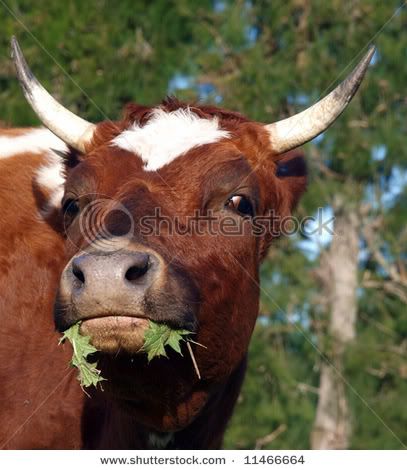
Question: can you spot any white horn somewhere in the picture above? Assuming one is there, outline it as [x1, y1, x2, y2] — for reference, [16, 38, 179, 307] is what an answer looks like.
[266, 46, 376, 155]
[11, 37, 95, 153]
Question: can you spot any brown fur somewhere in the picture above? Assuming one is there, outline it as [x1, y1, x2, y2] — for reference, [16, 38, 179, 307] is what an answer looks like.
[0, 151, 83, 449]
[0, 99, 306, 449]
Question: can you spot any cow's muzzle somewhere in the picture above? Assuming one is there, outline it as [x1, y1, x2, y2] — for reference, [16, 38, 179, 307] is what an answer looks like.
[54, 241, 199, 353]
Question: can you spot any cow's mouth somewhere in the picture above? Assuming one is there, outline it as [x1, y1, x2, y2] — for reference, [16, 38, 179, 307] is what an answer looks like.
[79, 315, 150, 354]
[55, 242, 201, 355]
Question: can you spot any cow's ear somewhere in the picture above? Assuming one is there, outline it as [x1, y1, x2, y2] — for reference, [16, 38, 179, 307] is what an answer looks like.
[51, 147, 82, 173]
[275, 150, 307, 210]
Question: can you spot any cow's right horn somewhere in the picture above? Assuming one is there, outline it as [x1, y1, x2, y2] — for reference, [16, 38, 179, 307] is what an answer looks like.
[11, 37, 95, 153]
[265, 46, 376, 155]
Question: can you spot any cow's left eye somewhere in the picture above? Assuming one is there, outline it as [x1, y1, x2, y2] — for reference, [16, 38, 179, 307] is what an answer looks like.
[225, 195, 254, 217]
[62, 198, 80, 218]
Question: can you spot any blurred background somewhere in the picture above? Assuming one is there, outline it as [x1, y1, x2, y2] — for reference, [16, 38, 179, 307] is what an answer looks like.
[0, 0, 406, 450]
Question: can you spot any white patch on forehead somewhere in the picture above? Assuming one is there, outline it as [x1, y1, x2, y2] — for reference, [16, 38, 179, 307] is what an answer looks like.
[0, 128, 68, 214]
[112, 107, 230, 171]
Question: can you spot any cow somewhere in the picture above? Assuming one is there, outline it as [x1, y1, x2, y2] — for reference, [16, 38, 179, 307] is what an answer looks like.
[0, 37, 374, 449]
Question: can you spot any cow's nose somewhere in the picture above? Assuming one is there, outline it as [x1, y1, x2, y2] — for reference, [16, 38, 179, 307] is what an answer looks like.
[71, 251, 151, 288]
[60, 249, 163, 321]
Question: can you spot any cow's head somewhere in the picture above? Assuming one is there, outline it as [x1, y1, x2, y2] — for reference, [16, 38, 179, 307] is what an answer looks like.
[11, 38, 374, 431]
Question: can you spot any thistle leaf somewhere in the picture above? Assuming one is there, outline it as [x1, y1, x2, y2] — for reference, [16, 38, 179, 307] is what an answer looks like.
[142, 321, 192, 362]
[142, 321, 205, 379]
[59, 322, 106, 390]
[166, 330, 184, 355]
[143, 322, 170, 361]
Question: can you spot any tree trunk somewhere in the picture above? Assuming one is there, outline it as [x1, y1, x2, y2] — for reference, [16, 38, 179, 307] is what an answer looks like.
[311, 209, 359, 449]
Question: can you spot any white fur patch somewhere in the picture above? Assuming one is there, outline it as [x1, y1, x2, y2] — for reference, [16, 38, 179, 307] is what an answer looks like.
[112, 108, 230, 171]
[36, 156, 66, 211]
[147, 432, 174, 449]
[0, 128, 67, 212]
[0, 128, 67, 160]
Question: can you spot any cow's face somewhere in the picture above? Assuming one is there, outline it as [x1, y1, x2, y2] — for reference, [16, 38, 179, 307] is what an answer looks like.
[54, 105, 306, 389]
[11, 37, 372, 429]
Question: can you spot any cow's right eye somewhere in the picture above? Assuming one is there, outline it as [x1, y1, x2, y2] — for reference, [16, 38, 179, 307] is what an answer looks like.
[62, 198, 80, 218]
[225, 194, 254, 217]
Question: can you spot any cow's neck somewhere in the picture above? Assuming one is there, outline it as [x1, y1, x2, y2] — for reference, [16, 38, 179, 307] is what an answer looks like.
[82, 356, 247, 449]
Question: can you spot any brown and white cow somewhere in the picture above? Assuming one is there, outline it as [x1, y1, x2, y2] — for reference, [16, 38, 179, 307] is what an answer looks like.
[0, 38, 374, 449]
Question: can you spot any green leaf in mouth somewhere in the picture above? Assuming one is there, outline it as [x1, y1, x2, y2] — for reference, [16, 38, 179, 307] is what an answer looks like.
[59, 322, 106, 392]
[142, 321, 206, 379]
[142, 321, 191, 362]
[60, 320, 205, 389]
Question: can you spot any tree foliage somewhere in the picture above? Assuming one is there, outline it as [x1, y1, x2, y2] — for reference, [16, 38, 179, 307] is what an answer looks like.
[0, 0, 405, 449]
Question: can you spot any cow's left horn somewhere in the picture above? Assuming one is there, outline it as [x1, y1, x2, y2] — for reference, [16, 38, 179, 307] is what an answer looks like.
[266, 46, 375, 155]
[11, 37, 95, 153]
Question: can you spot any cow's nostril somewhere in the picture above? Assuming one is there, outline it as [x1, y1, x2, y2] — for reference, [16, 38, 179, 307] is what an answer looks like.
[125, 253, 150, 282]
[72, 263, 85, 285]
[125, 265, 148, 281]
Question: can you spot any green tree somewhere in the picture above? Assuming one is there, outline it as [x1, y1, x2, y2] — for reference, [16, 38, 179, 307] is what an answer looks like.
[0, 0, 405, 449]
